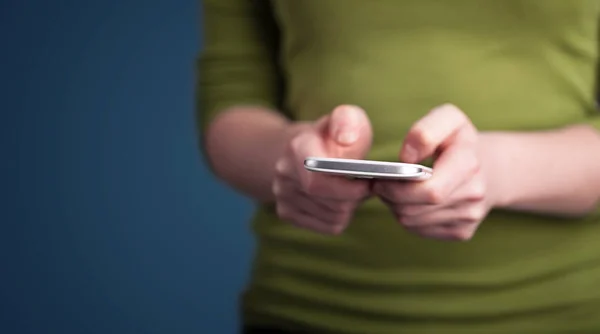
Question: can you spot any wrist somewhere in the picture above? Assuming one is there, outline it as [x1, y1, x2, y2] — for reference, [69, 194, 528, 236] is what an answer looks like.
[478, 132, 515, 209]
[478, 127, 600, 217]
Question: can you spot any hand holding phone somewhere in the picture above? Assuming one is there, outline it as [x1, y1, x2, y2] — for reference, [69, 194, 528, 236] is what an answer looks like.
[271, 105, 373, 235]
[373, 104, 490, 241]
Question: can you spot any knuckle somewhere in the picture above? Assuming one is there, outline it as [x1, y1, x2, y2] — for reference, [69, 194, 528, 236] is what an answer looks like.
[450, 228, 475, 241]
[330, 223, 346, 235]
[466, 205, 486, 223]
[385, 186, 403, 203]
[303, 178, 321, 196]
[469, 180, 487, 201]
[373, 183, 390, 199]
[399, 217, 414, 227]
[424, 186, 446, 204]
[436, 104, 466, 122]
[395, 214, 409, 227]
[463, 208, 481, 223]
[336, 202, 355, 214]
[396, 211, 417, 227]
[271, 180, 283, 197]
[351, 183, 370, 200]
[394, 213, 404, 224]
[288, 135, 302, 150]
[464, 152, 481, 174]
[287, 135, 305, 155]
[397, 205, 416, 218]
[408, 226, 428, 238]
[331, 210, 351, 225]
[325, 213, 342, 226]
[411, 126, 434, 148]
[439, 103, 462, 115]
[276, 204, 293, 221]
[394, 207, 406, 219]
[274, 158, 288, 177]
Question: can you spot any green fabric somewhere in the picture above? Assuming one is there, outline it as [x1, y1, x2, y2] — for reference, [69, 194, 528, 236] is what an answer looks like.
[197, 1, 600, 332]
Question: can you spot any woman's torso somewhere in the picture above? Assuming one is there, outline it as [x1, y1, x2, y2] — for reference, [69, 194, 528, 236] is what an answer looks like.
[243, 1, 600, 333]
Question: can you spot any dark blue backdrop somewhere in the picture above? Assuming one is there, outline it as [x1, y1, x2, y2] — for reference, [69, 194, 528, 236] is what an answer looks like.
[2, 1, 254, 333]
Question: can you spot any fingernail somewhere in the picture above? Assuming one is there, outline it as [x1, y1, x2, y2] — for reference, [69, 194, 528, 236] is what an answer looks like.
[275, 160, 286, 173]
[337, 130, 358, 145]
[333, 106, 360, 145]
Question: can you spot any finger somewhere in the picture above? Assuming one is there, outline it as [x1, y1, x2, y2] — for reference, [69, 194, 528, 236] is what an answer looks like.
[373, 180, 420, 204]
[302, 171, 371, 201]
[273, 178, 355, 223]
[288, 130, 328, 174]
[401, 104, 477, 163]
[446, 172, 486, 202]
[425, 146, 481, 201]
[274, 157, 296, 178]
[287, 195, 352, 225]
[374, 180, 441, 205]
[407, 223, 477, 241]
[381, 197, 482, 221]
[390, 202, 445, 218]
[399, 202, 489, 227]
[276, 203, 347, 235]
[323, 105, 373, 158]
[376, 148, 480, 205]
[396, 199, 473, 218]
[290, 132, 372, 200]
[277, 175, 362, 211]
[375, 167, 485, 207]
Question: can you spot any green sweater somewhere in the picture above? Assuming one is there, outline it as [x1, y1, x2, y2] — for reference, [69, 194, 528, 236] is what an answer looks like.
[198, 1, 600, 332]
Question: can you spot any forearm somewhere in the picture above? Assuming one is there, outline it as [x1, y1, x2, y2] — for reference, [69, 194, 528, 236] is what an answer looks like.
[204, 106, 308, 203]
[482, 125, 600, 217]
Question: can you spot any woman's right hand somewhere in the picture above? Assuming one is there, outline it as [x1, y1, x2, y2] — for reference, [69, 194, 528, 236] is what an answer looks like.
[272, 105, 374, 235]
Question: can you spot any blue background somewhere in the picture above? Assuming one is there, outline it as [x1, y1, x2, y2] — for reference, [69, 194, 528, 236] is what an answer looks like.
[1, 1, 255, 333]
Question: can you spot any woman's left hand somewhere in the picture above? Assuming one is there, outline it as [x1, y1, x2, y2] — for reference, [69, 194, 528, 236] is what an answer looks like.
[373, 104, 501, 241]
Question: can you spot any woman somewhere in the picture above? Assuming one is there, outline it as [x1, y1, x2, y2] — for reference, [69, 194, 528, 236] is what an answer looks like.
[197, 1, 600, 333]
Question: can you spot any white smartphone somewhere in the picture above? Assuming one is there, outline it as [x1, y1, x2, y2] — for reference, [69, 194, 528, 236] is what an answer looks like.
[303, 157, 433, 180]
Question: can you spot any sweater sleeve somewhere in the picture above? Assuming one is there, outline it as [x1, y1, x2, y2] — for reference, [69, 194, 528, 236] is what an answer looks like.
[195, 0, 287, 134]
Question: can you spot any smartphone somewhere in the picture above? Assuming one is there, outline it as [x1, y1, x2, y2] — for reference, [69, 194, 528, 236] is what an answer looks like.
[303, 157, 433, 180]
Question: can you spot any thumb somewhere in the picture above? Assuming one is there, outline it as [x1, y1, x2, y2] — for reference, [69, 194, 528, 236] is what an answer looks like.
[400, 104, 476, 163]
[321, 105, 372, 159]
